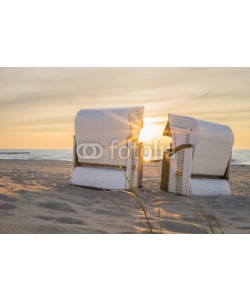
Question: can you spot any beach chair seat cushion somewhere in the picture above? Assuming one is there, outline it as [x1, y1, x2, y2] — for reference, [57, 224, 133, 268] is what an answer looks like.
[71, 166, 127, 190]
[190, 179, 231, 196]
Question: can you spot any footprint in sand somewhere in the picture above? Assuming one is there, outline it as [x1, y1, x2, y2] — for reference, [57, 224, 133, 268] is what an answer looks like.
[34, 215, 54, 221]
[0, 203, 17, 215]
[34, 215, 86, 225]
[0, 203, 16, 211]
[0, 194, 17, 203]
[56, 217, 86, 225]
[39, 201, 75, 212]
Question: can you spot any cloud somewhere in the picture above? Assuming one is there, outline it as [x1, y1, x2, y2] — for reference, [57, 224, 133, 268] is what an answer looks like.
[0, 68, 250, 148]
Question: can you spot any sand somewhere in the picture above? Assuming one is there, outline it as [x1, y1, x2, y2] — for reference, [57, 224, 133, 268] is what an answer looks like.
[0, 159, 249, 234]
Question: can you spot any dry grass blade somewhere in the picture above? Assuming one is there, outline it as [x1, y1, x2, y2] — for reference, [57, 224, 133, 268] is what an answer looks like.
[189, 199, 224, 234]
[18, 191, 31, 205]
[190, 206, 209, 234]
[3, 187, 13, 195]
[158, 200, 163, 233]
[104, 191, 149, 229]
[114, 156, 154, 234]
[3, 182, 31, 205]
[194, 199, 216, 234]
[214, 217, 224, 234]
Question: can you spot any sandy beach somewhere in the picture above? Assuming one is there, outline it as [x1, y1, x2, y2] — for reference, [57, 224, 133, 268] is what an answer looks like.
[0, 159, 249, 234]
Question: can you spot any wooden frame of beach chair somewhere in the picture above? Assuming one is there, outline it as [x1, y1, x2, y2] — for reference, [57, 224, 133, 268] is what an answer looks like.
[160, 114, 234, 196]
[71, 107, 144, 190]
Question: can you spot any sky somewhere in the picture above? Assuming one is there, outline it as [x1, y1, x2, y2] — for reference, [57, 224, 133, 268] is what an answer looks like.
[0, 67, 249, 149]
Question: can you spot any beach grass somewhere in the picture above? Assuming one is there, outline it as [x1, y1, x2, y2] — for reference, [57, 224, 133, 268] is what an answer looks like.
[190, 199, 224, 234]
[116, 162, 154, 233]
[3, 183, 31, 205]
[108, 158, 224, 234]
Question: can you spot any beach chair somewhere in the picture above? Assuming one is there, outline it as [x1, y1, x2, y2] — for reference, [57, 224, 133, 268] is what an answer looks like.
[71, 107, 144, 190]
[161, 114, 234, 196]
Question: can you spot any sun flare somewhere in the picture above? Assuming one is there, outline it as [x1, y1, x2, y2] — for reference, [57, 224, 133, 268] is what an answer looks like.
[139, 123, 163, 142]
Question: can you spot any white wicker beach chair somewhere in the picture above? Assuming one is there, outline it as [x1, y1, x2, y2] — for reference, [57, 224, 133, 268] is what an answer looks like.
[161, 114, 234, 196]
[71, 107, 144, 190]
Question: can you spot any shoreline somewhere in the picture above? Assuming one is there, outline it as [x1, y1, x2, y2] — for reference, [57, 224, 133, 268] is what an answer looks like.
[0, 158, 249, 167]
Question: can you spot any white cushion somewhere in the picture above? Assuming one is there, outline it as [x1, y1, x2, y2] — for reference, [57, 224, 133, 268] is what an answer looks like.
[190, 179, 231, 196]
[71, 166, 126, 190]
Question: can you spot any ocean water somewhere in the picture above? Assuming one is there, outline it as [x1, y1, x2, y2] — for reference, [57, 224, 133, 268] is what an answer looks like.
[0, 149, 73, 161]
[231, 150, 250, 165]
[0, 149, 250, 165]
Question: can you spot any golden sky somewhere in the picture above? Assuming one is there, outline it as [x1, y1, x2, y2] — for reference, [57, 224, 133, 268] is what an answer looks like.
[0, 68, 249, 149]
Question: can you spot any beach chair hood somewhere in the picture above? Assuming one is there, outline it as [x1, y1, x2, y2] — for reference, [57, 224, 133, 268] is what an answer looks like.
[75, 107, 144, 166]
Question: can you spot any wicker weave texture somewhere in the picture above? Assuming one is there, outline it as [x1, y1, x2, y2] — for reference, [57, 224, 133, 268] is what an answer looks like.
[164, 114, 234, 196]
[167, 148, 193, 195]
[190, 179, 231, 195]
[75, 107, 144, 166]
[71, 166, 127, 190]
[71, 107, 144, 189]
[168, 114, 234, 176]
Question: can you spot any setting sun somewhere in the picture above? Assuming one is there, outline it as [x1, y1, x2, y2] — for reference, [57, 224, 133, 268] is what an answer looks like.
[139, 122, 164, 142]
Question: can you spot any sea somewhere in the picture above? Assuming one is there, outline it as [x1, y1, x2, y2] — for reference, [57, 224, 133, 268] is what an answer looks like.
[0, 149, 250, 165]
